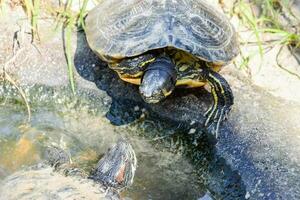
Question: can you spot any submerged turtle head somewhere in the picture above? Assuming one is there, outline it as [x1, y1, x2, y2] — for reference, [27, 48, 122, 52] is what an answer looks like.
[139, 57, 177, 104]
[90, 139, 137, 190]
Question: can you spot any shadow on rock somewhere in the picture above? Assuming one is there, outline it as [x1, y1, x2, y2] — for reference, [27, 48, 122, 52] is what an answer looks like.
[74, 36, 144, 125]
[73, 31, 246, 199]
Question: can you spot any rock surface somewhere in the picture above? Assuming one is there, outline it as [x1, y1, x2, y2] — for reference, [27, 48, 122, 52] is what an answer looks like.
[1, 3, 300, 200]
[0, 165, 114, 200]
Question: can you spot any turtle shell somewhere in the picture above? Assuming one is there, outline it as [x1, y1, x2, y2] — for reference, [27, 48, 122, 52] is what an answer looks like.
[85, 0, 239, 64]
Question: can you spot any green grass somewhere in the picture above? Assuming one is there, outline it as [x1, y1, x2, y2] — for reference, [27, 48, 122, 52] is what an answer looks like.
[31, 0, 40, 41]
[78, 0, 89, 31]
[0, 0, 91, 116]
[61, 0, 77, 95]
[61, 0, 90, 94]
[0, 0, 92, 94]
[234, 1, 265, 69]
[51, 0, 91, 94]
[233, 0, 300, 78]
[22, 0, 91, 94]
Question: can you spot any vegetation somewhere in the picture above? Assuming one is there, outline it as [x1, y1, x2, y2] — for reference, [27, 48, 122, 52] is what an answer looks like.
[232, 0, 300, 78]
[1, 0, 93, 94]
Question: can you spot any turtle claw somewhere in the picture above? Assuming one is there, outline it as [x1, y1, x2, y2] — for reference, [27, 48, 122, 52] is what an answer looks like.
[204, 107, 228, 138]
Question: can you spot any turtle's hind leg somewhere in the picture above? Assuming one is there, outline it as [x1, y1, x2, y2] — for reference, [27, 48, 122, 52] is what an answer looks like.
[204, 70, 234, 138]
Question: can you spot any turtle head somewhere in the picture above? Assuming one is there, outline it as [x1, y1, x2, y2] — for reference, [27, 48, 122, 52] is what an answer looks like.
[139, 57, 176, 104]
[90, 139, 137, 190]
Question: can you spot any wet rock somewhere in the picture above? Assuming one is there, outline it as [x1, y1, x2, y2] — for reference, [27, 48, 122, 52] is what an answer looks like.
[0, 166, 116, 200]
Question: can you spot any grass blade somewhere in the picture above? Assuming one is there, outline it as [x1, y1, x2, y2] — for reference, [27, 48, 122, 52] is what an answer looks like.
[65, 24, 76, 94]
[78, 0, 89, 31]
[31, 0, 40, 41]
[64, 0, 76, 95]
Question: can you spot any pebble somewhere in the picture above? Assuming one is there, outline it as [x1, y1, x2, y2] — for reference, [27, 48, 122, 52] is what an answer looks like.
[245, 192, 251, 199]
[188, 128, 196, 134]
[134, 106, 139, 111]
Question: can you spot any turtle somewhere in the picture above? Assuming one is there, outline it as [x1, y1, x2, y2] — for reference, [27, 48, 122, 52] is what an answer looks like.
[85, 0, 239, 136]
[0, 139, 137, 200]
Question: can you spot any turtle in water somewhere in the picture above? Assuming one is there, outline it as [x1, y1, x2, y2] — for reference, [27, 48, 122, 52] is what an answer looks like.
[0, 139, 137, 200]
[85, 0, 239, 136]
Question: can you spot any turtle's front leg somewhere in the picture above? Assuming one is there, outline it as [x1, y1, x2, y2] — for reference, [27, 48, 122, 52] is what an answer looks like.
[204, 69, 234, 138]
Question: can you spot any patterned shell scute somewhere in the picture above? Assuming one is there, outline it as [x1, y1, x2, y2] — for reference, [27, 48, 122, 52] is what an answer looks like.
[85, 0, 239, 63]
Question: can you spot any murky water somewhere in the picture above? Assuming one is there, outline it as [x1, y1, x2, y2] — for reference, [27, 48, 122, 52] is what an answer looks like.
[0, 85, 206, 199]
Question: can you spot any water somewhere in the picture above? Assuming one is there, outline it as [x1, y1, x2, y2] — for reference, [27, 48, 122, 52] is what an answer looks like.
[0, 85, 206, 199]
